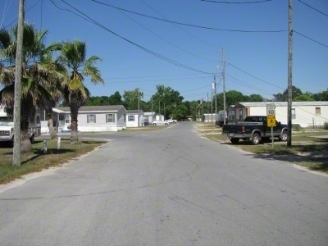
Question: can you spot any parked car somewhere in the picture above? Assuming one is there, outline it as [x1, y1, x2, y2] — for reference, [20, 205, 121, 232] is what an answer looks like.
[152, 120, 169, 126]
[0, 121, 40, 146]
[222, 116, 288, 145]
[166, 119, 177, 124]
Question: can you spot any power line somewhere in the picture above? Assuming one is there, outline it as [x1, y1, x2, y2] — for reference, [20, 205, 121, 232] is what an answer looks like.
[296, 106, 328, 121]
[50, 0, 213, 75]
[105, 0, 217, 63]
[294, 30, 328, 49]
[298, 0, 328, 18]
[139, 0, 221, 49]
[3, 0, 42, 29]
[103, 76, 213, 84]
[227, 63, 285, 89]
[200, 0, 272, 4]
[91, 0, 286, 33]
[103, 73, 211, 80]
[225, 75, 275, 96]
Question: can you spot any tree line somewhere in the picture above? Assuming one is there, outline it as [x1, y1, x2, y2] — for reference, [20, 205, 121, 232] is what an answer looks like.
[85, 85, 328, 121]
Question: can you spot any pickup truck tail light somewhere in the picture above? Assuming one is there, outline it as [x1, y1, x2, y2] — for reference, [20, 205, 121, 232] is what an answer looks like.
[241, 126, 245, 133]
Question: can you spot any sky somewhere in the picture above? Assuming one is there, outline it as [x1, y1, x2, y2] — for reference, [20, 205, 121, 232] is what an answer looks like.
[1, 0, 328, 102]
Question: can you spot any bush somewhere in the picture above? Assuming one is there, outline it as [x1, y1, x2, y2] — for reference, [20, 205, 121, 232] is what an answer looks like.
[324, 122, 328, 130]
[292, 124, 302, 131]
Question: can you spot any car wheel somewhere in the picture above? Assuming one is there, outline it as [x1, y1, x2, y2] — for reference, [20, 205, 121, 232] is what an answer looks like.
[251, 133, 261, 145]
[279, 131, 288, 141]
[230, 138, 240, 144]
[153, 123, 157, 126]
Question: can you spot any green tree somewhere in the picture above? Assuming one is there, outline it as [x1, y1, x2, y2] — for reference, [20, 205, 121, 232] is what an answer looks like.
[274, 86, 303, 101]
[0, 24, 63, 152]
[294, 93, 314, 101]
[56, 40, 104, 143]
[150, 85, 183, 118]
[123, 88, 143, 110]
[246, 94, 264, 102]
[108, 91, 123, 105]
[313, 90, 328, 101]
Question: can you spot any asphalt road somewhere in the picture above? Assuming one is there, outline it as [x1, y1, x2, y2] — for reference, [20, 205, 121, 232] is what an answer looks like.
[0, 122, 327, 246]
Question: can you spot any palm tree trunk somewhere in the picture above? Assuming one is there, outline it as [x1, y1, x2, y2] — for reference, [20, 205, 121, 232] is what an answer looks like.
[70, 106, 79, 143]
[20, 117, 32, 152]
[47, 114, 57, 139]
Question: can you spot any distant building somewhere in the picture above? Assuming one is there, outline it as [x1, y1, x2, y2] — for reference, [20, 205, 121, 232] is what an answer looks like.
[50, 105, 127, 132]
[126, 110, 144, 128]
[229, 101, 328, 127]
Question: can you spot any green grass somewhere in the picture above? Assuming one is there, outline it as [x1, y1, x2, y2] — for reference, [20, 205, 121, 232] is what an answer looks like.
[197, 123, 328, 173]
[0, 139, 106, 184]
[239, 141, 328, 173]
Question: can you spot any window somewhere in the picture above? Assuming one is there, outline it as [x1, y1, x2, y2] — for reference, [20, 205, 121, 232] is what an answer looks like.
[87, 114, 96, 123]
[315, 107, 321, 115]
[238, 109, 243, 120]
[292, 108, 296, 119]
[65, 115, 70, 123]
[36, 116, 40, 124]
[228, 111, 235, 120]
[128, 115, 135, 121]
[59, 114, 65, 121]
[107, 113, 115, 123]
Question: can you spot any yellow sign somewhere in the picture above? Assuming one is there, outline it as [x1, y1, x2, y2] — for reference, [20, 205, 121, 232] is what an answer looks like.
[267, 115, 276, 127]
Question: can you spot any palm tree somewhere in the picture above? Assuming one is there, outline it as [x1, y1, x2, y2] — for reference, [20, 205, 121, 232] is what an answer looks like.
[56, 40, 104, 143]
[0, 24, 64, 152]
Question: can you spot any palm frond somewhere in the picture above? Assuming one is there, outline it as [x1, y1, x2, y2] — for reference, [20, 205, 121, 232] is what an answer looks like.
[83, 65, 104, 84]
[0, 28, 11, 49]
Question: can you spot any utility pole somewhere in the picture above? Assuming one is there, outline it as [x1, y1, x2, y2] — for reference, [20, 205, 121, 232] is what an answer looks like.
[207, 93, 209, 122]
[287, 0, 293, 147]
[214, 75, 217, 124]
[201, 98, 204, 119]
[13, 0, 25, 166]
[159, 101, 160, 115]
[222, 48, 226, 125]
[137, 90, 140, 127]
[164, 103, 166, 120]
[210, 89, 213, 123]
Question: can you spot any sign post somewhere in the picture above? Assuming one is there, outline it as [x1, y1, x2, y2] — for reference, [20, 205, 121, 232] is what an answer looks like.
[266, 104, 276, 148]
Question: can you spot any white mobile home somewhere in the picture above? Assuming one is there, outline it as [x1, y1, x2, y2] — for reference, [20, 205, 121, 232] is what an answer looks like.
[203, 114, 217, 123]
[126, 110, 144, 127]
[51, 105, 127, 132]
[144, 112, 156, 123]
[233, 101, 328, 127]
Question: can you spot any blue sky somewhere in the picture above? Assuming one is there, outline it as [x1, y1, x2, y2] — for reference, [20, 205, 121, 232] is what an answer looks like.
[1, 0, 327, 102]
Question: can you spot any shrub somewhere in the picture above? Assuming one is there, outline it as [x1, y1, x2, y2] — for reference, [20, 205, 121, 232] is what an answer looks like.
[324, 122, 328, 130]
[292, 124, 302, 131]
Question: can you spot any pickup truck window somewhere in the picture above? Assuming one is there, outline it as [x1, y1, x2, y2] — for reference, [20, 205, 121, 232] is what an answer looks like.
[245, 116, 267, 123]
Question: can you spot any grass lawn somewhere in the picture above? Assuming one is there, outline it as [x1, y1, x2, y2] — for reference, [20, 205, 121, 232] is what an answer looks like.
[239, 139, 328, 173]
[0, 139, 106, 184]
[196, 123, 328, 173]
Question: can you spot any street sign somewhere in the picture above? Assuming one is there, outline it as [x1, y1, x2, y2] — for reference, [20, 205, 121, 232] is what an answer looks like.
[267, 115, 276, 127]
[266, 104, 276, 116]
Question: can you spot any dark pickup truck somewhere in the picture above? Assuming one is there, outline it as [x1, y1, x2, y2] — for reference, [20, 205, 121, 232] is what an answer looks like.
[222, 116, 288, 144]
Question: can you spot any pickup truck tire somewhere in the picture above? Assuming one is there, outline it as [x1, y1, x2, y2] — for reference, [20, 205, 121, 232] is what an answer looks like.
[279, 131, 288, 141]
[230, 138, 240, 144]
[251, 133, 261, 145]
